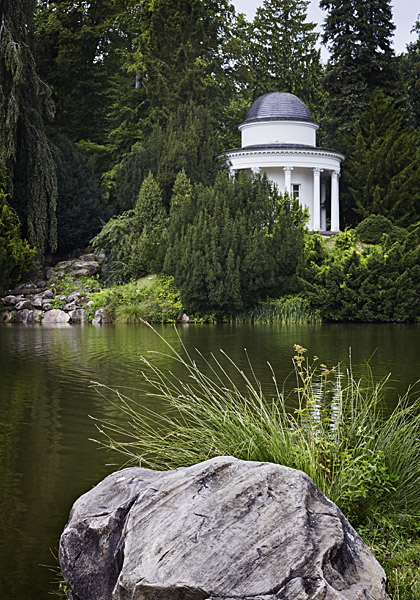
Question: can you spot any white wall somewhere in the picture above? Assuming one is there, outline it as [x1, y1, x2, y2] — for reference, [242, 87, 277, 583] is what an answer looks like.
[240, 121, 318, 147]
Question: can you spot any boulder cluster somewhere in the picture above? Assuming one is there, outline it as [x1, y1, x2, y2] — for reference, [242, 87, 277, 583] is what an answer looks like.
[0, 253, 110, 325]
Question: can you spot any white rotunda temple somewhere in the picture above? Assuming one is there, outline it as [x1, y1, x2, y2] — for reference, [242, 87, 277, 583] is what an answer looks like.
[224, 92, 345, 232]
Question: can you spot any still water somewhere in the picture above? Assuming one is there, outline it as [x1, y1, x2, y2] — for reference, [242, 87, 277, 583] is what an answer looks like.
[0, 322, 419, 599]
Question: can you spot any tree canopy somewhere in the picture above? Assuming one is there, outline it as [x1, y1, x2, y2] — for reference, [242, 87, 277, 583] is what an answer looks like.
[0, 0, 57, 259]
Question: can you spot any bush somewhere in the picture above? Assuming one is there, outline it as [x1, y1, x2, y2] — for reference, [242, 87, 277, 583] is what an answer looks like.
[355, 214, 394, 244]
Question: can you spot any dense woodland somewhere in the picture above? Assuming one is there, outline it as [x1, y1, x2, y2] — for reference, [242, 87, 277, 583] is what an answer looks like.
[1, 0, 420, 320]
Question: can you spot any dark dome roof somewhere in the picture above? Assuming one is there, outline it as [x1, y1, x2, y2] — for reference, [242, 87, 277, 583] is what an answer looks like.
[243, 92, 314, 124]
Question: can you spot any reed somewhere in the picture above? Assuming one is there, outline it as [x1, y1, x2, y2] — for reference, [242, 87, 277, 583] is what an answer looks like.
[234, 296, 321, 324]
[92, 329, 420, 530]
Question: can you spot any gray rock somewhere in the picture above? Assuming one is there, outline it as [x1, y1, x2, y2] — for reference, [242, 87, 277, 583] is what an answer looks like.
[66, 292, 81, 303]
[36, 280, 47, 289]
[45, 267, 56, 280]
[72, 268, 90, 278]
[63, 302, 77, 312]
[15, 300, 32, 310]
[42, 309, 70, 324]
[3, 295, 21, 306]
[43, 303, 52, 311]
[59, 457, 389, 600]
[32, 296, 44, 308]
[69, 309, 86, 324]
[86, 300, 94, 308]
[92, 308, 111, 325]
[43, 289, 54, 299]
[14, 309, 31, 323]
[73, 261, 100, 274]
[28, 310, 43, 323]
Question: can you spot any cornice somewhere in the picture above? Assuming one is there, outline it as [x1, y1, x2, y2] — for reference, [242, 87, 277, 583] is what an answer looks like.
[222, 145, 345, 162]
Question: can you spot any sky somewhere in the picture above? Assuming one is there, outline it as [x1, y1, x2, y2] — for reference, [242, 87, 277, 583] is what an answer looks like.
[231, 0, 419, 57]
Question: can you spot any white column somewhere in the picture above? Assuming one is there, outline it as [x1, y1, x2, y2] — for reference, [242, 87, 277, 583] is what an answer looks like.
[313, 168, 322, 231]
[331, 170, 340, 232]
[321, 178, 327, 231]
[283, 166, 293, 194]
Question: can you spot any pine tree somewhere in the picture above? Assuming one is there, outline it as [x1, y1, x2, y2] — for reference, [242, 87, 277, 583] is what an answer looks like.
[320, 0, 399, 138]
[0, 0, 57, 259]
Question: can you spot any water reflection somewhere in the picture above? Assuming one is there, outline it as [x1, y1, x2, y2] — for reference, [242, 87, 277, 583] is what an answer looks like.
[0, 322, 419, 599]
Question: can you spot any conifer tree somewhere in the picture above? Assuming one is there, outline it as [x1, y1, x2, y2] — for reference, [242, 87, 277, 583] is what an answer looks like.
[344, 90, 420, 226]
[165, 172, 306, 315]
[248, 0, 322, 114]
[131, 173, 167, 276]
[402, 16, 420, 129]
[320, 0, 398, 138]
[0, 0, 57, 259]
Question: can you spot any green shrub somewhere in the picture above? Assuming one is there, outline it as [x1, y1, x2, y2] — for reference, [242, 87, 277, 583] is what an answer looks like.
[0, 171, 35, 294]
[355, 214, 394, 244]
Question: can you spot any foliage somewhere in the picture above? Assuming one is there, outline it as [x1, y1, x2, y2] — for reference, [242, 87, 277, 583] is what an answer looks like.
[234, 296, 321, 324]
[35, 0, 124, 146]
[401, 16, 420, 129]
[320, 0, 399, 139]
[164, 172, 307, 316]
[0, 0, 57, 259]
[113, 102, 222, 212]
[93, 337, 420, 533]
[355, 214, 394, 244]
[91, 211, 135, 284]
[344, 90, 420, 227]
[301, 228, 420, 322]
[0, 172, 35, 294]
[248, 0, 323, 116]
[130, 174, 167, 277]
[49, 131, 111, 253]
[106, 0, 235, 157]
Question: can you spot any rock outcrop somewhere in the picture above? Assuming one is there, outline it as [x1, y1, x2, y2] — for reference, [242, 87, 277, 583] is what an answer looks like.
[0, 253, 107, 325]
[59, 456, 390, 600]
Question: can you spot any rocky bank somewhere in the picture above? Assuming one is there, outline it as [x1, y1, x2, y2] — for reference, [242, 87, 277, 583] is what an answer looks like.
[0, 253, 110, 325]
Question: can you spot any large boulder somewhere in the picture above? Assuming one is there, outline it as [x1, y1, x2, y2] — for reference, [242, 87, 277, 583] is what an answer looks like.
[42, 309, 70, 324]
[59, 457, 389, 600]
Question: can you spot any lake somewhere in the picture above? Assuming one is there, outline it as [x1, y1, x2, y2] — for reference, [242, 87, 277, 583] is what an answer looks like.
[0, 322, 419, 599]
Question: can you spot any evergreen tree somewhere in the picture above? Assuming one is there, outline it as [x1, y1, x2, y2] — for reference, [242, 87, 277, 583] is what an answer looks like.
[35, 0, 127, 144]
[320, 0, 399, 138]
[107, 0, 235, 157]
[165, 172, 307, 315]
[401, 15, 420, 129]
[344, 90, 420, 227]
[249, 0, 323, 115]
[114, 102, 222, 212]
[131, 173, 167, 276]
[0, 0, 57, 259]
[49, 131, 111, 253]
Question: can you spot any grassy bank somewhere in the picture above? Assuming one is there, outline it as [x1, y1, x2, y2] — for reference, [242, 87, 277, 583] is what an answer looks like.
[92, 334, 420, 599]
[47, 272, 320, 325]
